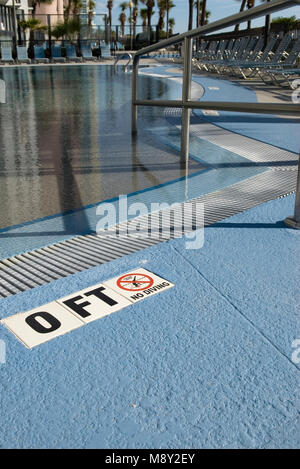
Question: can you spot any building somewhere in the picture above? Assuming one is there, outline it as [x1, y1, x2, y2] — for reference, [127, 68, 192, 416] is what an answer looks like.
[0, 0, 30, 41]
[35, 0, 64, 26]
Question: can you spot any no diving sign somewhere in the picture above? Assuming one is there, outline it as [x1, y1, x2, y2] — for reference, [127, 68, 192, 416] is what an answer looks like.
[117, 273, 154, 291]
[106, 269, 174, 302]
[1, 269, 174, 348]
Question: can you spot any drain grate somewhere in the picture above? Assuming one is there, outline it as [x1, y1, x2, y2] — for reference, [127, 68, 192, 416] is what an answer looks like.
[0, 168, 296, 298]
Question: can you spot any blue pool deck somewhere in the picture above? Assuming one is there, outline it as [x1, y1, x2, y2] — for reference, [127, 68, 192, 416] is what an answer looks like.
[0, 194, 299, 448]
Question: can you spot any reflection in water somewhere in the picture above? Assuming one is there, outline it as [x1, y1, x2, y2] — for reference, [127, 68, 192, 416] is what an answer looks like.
[0, 65, 202, 230]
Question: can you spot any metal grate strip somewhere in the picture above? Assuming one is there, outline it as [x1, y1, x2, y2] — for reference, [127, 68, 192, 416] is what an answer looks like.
[0, 167, 297, 299]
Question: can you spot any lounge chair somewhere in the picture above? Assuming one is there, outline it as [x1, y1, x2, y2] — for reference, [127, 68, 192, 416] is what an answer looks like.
[116, 42, 125, 51]
[34, 45, 49, 64]
[207, 34, 278, 77]
[220, 36, 258, 74]
[195, 39, 210, 59]
[236, 33, 292, 76]
[101, 43, 113, 59]
[65, 44, 82, 62]
[262, 36, 300, 69]
[81, 44, 97, 61]
[258, 37, 300, 85]
[0, 46, 14, 64]
[16, 46, 30, 64]
[199, 37, 247, 72]
[51, 45, 66, 63]
[266, 67, 300, 88]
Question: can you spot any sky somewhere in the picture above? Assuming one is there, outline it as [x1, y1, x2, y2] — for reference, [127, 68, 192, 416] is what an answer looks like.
[94, 0, 300, 33]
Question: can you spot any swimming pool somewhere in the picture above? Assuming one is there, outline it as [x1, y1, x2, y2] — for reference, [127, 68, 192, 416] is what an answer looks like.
[0, 65, 204, 231]
[0, 64, 297, 260]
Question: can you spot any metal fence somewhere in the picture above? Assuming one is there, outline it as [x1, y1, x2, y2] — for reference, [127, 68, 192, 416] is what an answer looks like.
[0, 12, 160, 51]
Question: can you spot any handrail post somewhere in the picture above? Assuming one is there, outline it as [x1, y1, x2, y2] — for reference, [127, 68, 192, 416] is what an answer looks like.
[132, 55, 139, 135]
[284, 155, 300, 229]
[181, 37, 193, 163]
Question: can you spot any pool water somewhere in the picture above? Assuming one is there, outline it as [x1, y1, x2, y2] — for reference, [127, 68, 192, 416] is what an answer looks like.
[0, 65, 203, 230]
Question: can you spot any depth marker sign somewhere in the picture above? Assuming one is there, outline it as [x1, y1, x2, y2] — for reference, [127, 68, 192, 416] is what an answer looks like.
[1, 269, 174, 348]
[1, 302, 83, 349]
[57, 283, 131, 324]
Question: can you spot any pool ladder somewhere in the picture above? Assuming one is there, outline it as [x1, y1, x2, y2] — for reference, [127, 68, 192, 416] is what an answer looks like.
[114, 53, 132, 73]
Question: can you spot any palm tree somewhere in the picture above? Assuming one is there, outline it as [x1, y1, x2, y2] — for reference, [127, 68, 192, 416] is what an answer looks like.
[50, 22, 68, 40]
[165, 0, 175, 38]
[19, 18, 46, 34]
[140, 8, 148, 29]
[71, 0, 83, 15]
[87, 0, 96, 27]
[157, 0, 166, 34]
[18, 17, 47, 52]
[107, 1, 113, 29]
[132, 0, 139, 43]
[119, 2, 128, 35]
[199, 0, 207, 26]
[168, 17, 175, 36]
[140, 0, 155, 29]
[195, 1, 210, 27]
[119, 12, 126, 35]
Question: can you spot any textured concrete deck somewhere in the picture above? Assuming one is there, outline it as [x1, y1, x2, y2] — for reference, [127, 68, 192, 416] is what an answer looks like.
[0, 194, 298, 448]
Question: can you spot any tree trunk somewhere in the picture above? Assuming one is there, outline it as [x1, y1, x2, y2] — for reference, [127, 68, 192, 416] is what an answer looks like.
[196, 0, 200, 28]
[188, 0, 193, 30]
[264, 0, 271, 47]
[200, 0, 207, 27]
[147, 9, 151, 28]
[247, 1, 255, 30]
[235, 0, 247, 32]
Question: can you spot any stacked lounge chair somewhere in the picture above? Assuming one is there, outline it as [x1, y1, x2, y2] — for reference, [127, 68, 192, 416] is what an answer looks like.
[33, 45, 49, 63]
[81, 43, 97, 61]
[0, 46, 14, 64]
[51, 45, 66, 63]
[16, 46, 30, 64]
[232, 33, 293, 78]
[65, 44, 82, 62]
[101, 42, 112, 59]
[259, 37, 300, 86]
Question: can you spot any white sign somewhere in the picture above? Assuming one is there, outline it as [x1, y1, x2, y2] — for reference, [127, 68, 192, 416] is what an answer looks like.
[104, 268, 174, 303]
[1, 269, 174, 348]
[1, 302, 84, 349]
[57, 283, 131, 323]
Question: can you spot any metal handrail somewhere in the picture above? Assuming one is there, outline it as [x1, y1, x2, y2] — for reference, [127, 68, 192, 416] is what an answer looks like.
[114, 52, 132, 73]
[132, 0, 300, 132]
[132, 0, 300, 226]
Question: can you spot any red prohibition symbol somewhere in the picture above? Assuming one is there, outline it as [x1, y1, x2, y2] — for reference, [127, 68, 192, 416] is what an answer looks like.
[117, 273, 154, 291]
